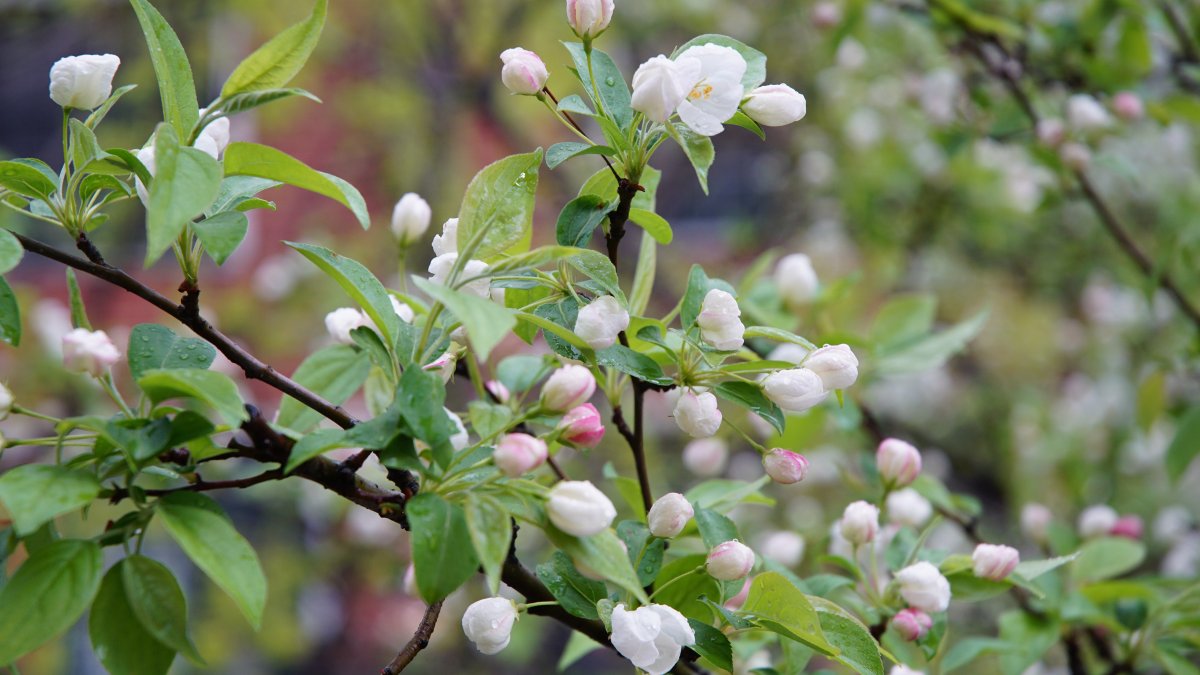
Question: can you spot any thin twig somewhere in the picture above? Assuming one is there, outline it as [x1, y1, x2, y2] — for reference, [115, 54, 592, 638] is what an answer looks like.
[381, 601, 444, 675]
[542, 86, 622, 182]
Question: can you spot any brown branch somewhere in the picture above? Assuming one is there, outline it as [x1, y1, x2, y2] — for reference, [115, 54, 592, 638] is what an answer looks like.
[15, 233, 360, 428]
[381, 601, 443, 675]
[107, 467, 285, 502]
[542, 86, 622, 182]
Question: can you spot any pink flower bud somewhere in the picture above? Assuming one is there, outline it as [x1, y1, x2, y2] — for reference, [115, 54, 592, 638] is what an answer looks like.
[62, 328, 120, 376]
[566, 0, 614, 39]
[485, 379, 511, 403]
[892, 608, 933, 641]
[647, 492, 694, 538]
[810, 2, 842, 29]
[972, 543, 1020, 580]
[706, 540, 755, 580]
[499, 47, 548, 96]
[673, 389, 722, 438]
[762, 449, 809, 484]
[541, 365, 596, 411]
[877, 438, 922, 487]
[493, 433, 548, 477]
[1112, 91, 1144, 121]
[559, 403, 606, 448]
[1110, 515, 1143, 540]
[1079, 504, 1118, 539]
[724, 577, 752, 609]
[1021, 503, 1052, 543]
[1036, 118, 1065, 147]
[895, 561, 952, 613]
[683, 438, 728, 476]
[840, 501, 880, 545]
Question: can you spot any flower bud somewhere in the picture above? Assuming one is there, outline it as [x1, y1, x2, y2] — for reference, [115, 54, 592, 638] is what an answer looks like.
[431, 218, 458, 256]
[1036, 118, 1066, 147]
[839, 501, 880, 545]
[895, 561, 952, 613]
[811, 2, 842, 29]
[574, 295, 629, 350]
[972, 543, 1020, 580]
[195, 108, 230, 158]
[762, 449, 809, 485]
[446, 409, 470, 450]
[876, 438, 922, 487]
[673, 389, 722, 438]
[631, 55, 692, 123]
[1021, 503, 1052, 543]
[500, 48, 549, 96]
[759, 531, 805, 567]
[461, 597, 518, 654]
[697, 289, 745, 351]
[610, 603, 695, 675]
[485, 379, 510, 403]
[706, 540, 755, 580]
[559, 403, 606, 448]
[493, 433, 548, 477]
[762, 367, 826, 412]
[1111, 515, 1143, 540]
[742, 84, 807, 127]
[424, 351, 456, 383]
[803, 344, 858, 390]
[541, 365, 596, 412]
[892, 608, 932, 641]
[0, 382, 12, 420]
[391, 193, 432, 245]
[647, 492, 694, 538]
[1112, 91, 1144, 121]
[1059, 142, 1091, 171]
[1066, 94, 1112, 132]
[427, 253, 492, 298]
[887, 488, 933, 528]
[324, 308, 369, 345]
[767, 343, 809, 365]
[774, 253, 819, 306]
[546, 480, 616, 537]
[49, 54, 120, 110]
[683, 437, 728, 476]
[724, 577, 752, 610]
[566, 0, 614, 39]
[1079, 504, 1118, 539]
[61, 328, 120, 376]
[890, 666, 924, 675]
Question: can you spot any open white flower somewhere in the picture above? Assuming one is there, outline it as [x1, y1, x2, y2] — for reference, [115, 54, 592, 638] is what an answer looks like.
[673, 44, 747, 136]
[610, 603, 696, 675]
[631, 55, 697, 123]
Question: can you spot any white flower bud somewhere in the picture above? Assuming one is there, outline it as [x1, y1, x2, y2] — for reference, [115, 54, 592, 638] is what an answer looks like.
[61, 328, 120, 376]
[647, 492, 694, 538]
[762, 449, 808, 485]
[574, 295, 629, 350]
[431, 218, 459, 256]
[566, 0, 614, 39]
[446, 408, 470, 450]
[1021, 503, 1052, 543]
[0, 382, 13, 419]
[762, 368, 827, 412]
[972, 543, 1020, 580]
[803, 344, 858, 390]
[839, 501, 880, 545]
[774, 253, 819, 306]
[49, 54, 120, 110]
[759, 530, 805, 567]
[610, 603, 695, 675]
[876, 438, 922, 487]
[493, 433, 548, 477]
[1066, 94, 1112, 132]
[767, 343, 809, 365]
[391, 193, 432, 245]
[697, 289, 744, 351]
[541, 365, 596, 412]
[682, 437, 728, 476]
[325, 307, 369, 345]
[886, 488, 933, 528]
[427, 253, 492, 298]
[631, 55, 694, 123]
[1059, 142, 1091, 171]
[1078, 504, 1118, 539]
[673, 389, 722, 438]
[546, 480, 616, 537]
[500, 48, 549, 96]
[742, 84, 807, 127]
[706, 540, 755, 580]
[1036, 118, 1065, 147]
[195, 108, 230, 157]
[894, 561, 952, 613]
[461, 597, 518, 654]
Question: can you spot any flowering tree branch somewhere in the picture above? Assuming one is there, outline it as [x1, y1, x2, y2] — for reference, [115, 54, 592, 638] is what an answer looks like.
[381, 600, 443, 675]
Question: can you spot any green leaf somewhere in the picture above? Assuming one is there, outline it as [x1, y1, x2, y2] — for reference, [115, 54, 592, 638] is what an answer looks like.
[464, 494, 511, 594]
[0, 465, 100, 536]
[556, 194, 611, 247]
[556, 94, 594, 116]
[997, 610, 1059, 675]
[579, 165, 661, 212]
[207, 176, 280, 215]
[1013, 553, 1079, 581]
[694, 508, 739, 549]
[1166, 407, 1200, 481]
[568, 249, 625, 302]
[90, 561, 177, 675]
[286, 241, 400, 347]
[224, 143, 369, 228]
[0, 160, 57, 200]
[546, 142, 616, 170]
[456, 149, 542, 260]
[562, 43, 633, 130]
[145, 125, 223, 266]
[726, 110, 765, 139]
[688, 619, 734, 672]
[85, 83, 138, 129]
[714, 381, 786, 434]
[192, 211, 248, 265]
[942, 637, 1008, 672]
[275, 345, 371, 433]
[629, 231, 657, 316]
[874, 311, 989, 374]
[536, 550, 608, 620]
[220, 0, 327, 96]
[870, 294, 938, 349]
[653, 555, 719, 618]
[595, 345, 671, 385]
[1073, 537, 1146, 583]
[70, 118, 107, 170]
[674, 34, 767, 90]
[120, 554, 201, 664]
[407, 493, 479, 603]
[156, 492, 267, 629]
[413, 276, 516, 362]
[616, 520, 665, 587]
[545, 527, 650, 604]
[127, 324, 216, 380]
[0, 229, 22, 275]
[668, 123, 715, 194]
[395, 366, 457, 468]
[137, 368, 248, 426]
[0, 540, 103, 664]
[522, 303, 593, 360]
[129, 0, 199, 139]
[217, 87, 321, 116]
[743, 325, 817, 350]
[817, 610, 883, 675]
[0, 277, 20, 346]
[627, 208, 672, 245]
[66, 269, 92, 330]
[742, 573, 837, 655]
